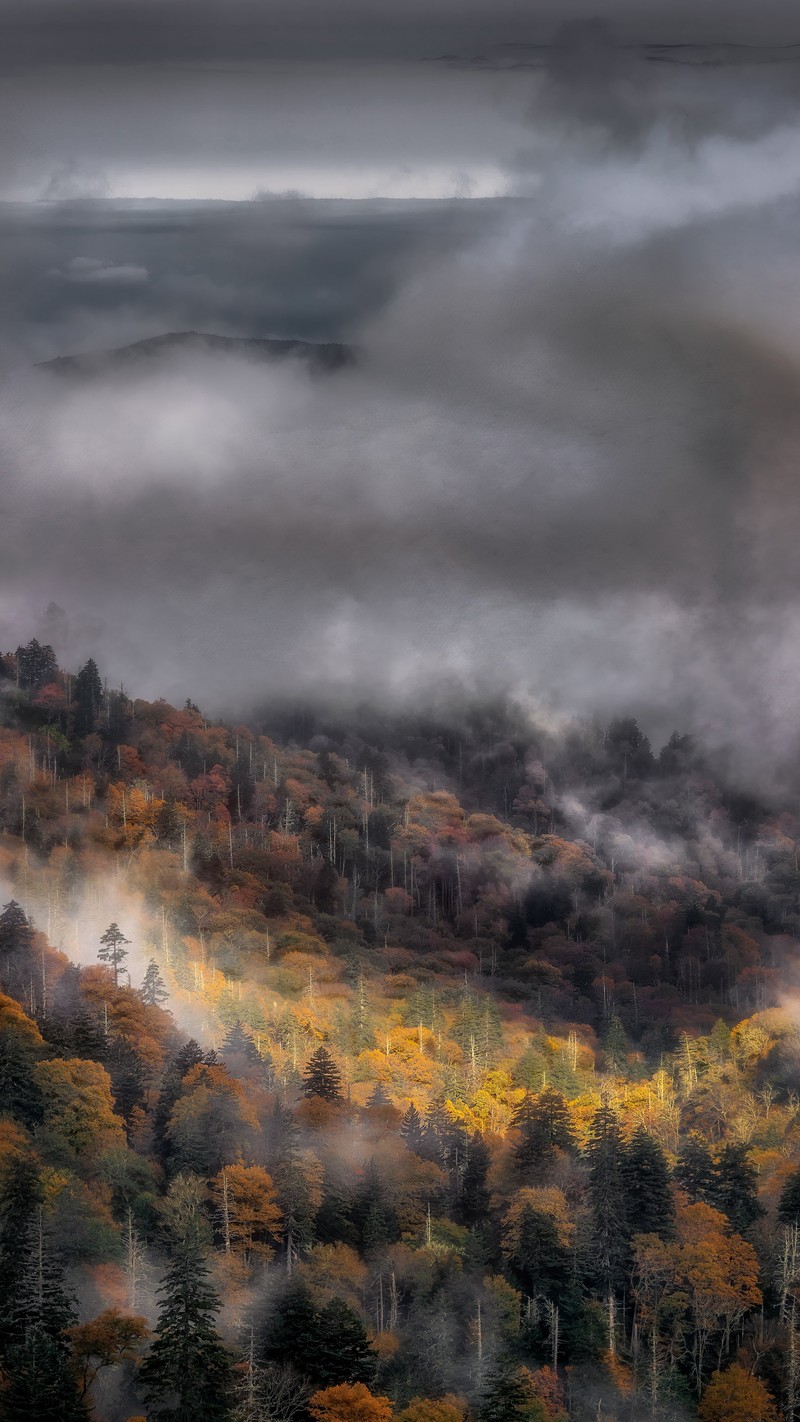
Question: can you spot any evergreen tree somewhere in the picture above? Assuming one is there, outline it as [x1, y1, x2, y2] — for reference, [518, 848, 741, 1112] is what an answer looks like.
[478, 1364, 546, 1421]
[457, 1134, 491, 1226]
[153, 1040, 214, 1169]
[507, 1206, 570, 1300]
[399, 1104, 425, 1153]
[366, 1081, 391, 1109]
[15, 641, 57, 692]
[712, 1143, 764, 1235]
[73, 659, 103, 736]
[779, 1166, 800, 1226]
[0, 900, 34, 997]
[675, 1135, 717, 1205]
[302, 1046, 342, 1102]
[1, 1329, 88, 1422]
[3, 1206, 77, 1351]
[586, 1102, 628, 1297]
[314, 1298, 377, 1387]
[263, 1281, 320, 1368]
[221, 1021, 261, 1065]
[603, 1014, 629, 1073]
[98, 923, 130, 989]
[513, 1087, 575, 1176]
[140, 960, 169, 1008]
[139, 1238, 232, 1422]
[622, 1127, 674, 1240]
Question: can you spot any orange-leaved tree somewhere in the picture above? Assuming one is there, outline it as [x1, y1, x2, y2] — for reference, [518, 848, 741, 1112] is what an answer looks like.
[308, 1381, 394, 1421]
[698, 1364, 778, 1422]
[210, 1164, 282, 1267]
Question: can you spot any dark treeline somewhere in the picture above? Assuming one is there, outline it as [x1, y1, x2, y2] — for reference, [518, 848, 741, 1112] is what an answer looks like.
[0, 642, 798, 1421]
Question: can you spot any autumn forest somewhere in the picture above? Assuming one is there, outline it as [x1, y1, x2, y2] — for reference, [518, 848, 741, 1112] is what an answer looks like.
[1, 639, 799, 1422]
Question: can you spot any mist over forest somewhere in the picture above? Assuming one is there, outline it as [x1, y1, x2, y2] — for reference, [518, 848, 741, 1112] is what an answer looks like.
[6, 3, 800, 1422]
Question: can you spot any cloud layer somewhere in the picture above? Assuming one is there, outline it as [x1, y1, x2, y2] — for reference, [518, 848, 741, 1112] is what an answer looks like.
[4, 34, 800, 767]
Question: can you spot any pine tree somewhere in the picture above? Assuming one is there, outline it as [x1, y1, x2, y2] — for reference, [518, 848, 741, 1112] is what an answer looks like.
[507, 1206, 570, 1300]
[712, 1143, 764, 1235]
[98, 923, 130, 989]
[399, 1104, 425, 1153]
[779, 1167, 800, 1226]
[457, 1135, 491, 1226]
[513, 1088, 575, 1176]
[366, 1081, 391, 1109]
[586, 1103, 629, 1299]
[140, 960, 169, 1008]
[603, 1014, 629, 1073]
[302, 1047, 342, 1103]
[314, 1299, 377, 1387]
[622, 1127, 674, 1240]
[139, 1238, 232, 1422]
[675, 1135, 716, 1205]
[478, 1364, 546, 1421]
[73, 659, 103, 736]
[153, 1040, 215, 1170]
[15, 641, 57, 692]
[0, 900, 34, 996]
[221, 1021, 261, 1065]
[4, 1207, 77, 1351]
[1, 1329, 88, 1422]
[263, 1281, 320, 1368]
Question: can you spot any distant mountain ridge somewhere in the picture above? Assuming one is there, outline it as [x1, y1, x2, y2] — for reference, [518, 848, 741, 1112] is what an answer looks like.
[37, 330, 354, 374]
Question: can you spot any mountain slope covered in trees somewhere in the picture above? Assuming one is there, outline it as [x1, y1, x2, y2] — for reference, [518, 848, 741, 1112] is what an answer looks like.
[1, 640, 800, 1422]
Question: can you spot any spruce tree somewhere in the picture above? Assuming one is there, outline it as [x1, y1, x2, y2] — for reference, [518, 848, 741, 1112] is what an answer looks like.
[513, 1087, 575, 1176]
[301, 1046, 342, 1102]
[457, 1135, 492, 1226]
[314, 1298, 377, 1387]
[262, 1281, 320, 1368]
[73, 659, 103, 736]
[139, 1238, 232, 1422]
[152, 1040, 211, 1168]
[399, 1104, 425, 1153]
[586, 1102, 629, 1297]
[140, 960, 169, 1008]
[507, 1205, 570, 1300]
[622, 1126, 675, 1239]
[779, 1166, 800, 1226]
[478, 1364, 546, 1421]
[603, 1014, 629, 1073]
[0, 900, 34, 997]
[675, 1135, 716, 1205]
[1, 1329, 88, 1422]
[712, 1143, 764, 1235]
[98, 923, 130, 989]
[221, 1021, 261, 1065]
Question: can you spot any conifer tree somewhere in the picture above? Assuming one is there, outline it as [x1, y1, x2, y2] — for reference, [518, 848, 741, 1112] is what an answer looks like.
[513, 1087, 575, 1176]
[263, 1281, 320, 1369]
[712, 1143, 764, 1235]
[675, 1135, 716, 1205]
[779, 1166, 800, 1226]
[603, 1014, 629, 1073]
[1, 1329, 88, 1422]
[302, 1046, 342, 1102]
[399, 1104, 425, 1153]
[586, 1102, 629, 1312]
[0, 900, 34, 996]
[74, 659, 103, 736]
[221, 1020, 261, 1065]
[622, 1126, 675, 1240]
[457, 1134, 492, 1226]
[139, 1238, 232, 1422]
[366, 1081, 391, 1109]
[314, 1299, 377, 1387]
[478, 1364, 546, 1421]
[140, 960, 169, 1008]
[98, 923, 130, 988]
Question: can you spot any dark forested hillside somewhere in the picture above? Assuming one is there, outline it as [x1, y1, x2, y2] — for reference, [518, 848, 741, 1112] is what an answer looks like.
[1, 639, 799, 1422]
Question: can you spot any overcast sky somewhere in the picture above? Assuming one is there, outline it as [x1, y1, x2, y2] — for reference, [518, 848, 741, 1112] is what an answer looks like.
[3, 1, 800, 765]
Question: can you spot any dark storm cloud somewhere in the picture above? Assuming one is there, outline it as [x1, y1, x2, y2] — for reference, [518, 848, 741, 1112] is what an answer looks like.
[4, 11, 800, 765]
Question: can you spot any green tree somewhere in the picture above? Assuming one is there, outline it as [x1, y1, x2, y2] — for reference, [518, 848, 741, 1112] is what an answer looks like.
[139, 1238, 232, 1422]
[140, 960, 169, 1008]
[478, 1365, 546, 1422]
[0, 1329, 88, 1422]
[622, 1127, 674, 1240]
[73, 659, 103, 736]
[512, 1088, 574, 1177]
[302, 1047, 342, 1103]
[675, 1136, 716, 1205]
[586, 1102, 628, 1316]
[779, 1166, 800, 1226]
[98, 923, 130, 989]
[712, 1144, 764, 1235]
[314, 1299, 377, 1387]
